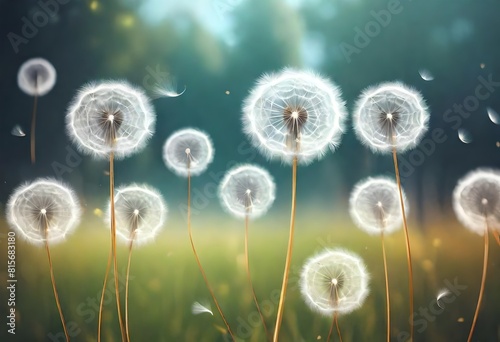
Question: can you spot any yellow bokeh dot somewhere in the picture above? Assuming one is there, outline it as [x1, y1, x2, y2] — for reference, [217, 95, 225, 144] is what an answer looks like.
[93, 208, 103, 218]
[117, 14, 135, 28]
[421, 259, 434, 272]
[432, 238, 442, 248]
[90, 1, 99, 11]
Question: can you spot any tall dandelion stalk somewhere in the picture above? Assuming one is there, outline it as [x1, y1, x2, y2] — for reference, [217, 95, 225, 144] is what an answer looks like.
[17, 58, 56, 164]
[219, 164, 276, 340]
[349, 177, 408, 341]
[106, 184, 167, 342]
[353, 82, 429, 340]
[6, 179, 82, 342]
[242, 69, 347, 341]
[66, 81, 155, 341]
[299, 249, 369, 342]
[452, 168, 500, 342]
[163, 128, 236, 340]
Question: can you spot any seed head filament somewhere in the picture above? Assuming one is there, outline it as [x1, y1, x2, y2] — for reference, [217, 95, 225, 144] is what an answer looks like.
[283, 106, 308, 153]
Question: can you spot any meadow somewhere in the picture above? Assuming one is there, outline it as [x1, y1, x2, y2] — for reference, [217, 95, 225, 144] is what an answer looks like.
[1, 212, 499, 342]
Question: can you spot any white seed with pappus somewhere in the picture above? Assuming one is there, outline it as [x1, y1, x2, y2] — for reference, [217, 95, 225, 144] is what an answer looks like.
[65, 80, 156, 159]
[6, 178, 81, 245]
[242, 68, 347, 165]
[353, 82, 429, 153]
[219, 164, 276, 219]
[162, 128, 214, 177]
[453, 168, 500, 235]
[106, 184, 167, 246]
[300, 248, 369, 315]
[349, 177, 408, 235]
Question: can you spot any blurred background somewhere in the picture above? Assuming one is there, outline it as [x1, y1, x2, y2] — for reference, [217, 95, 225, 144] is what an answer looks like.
[0, 0, 499, 341]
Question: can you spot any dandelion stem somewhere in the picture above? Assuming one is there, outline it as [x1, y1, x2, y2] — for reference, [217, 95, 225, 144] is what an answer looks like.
[334, 312, 343, 342]
[125, 232, 136, 342]
[392, 147, 414, 340]
[187, 170, 235, 341]
[273, 156, 298, 342]
[30, 93, 38, 164]
[381, 232, 391, 342]
[467, 223, 490, 342]
[245, 213, 270, 341]
[110, 152, 127, 342]
[44, 222, 70, 341]
[493, 229, 500, 246]
[97, 246, 112, 342]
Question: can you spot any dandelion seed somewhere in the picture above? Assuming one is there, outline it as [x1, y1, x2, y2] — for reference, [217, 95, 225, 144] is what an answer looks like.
[192, 301, 213, 315]
[153, 77, 186, 98]
[11, 125, 26, 137]
[436, 288, 451, 309]
[418, 68, 434, 81]
[458, 128, 473, 144]
[487, 107, 500, 125]
[480, 63, 485, 69]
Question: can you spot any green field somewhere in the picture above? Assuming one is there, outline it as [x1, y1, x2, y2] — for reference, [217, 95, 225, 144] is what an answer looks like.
[1, 213, 499, 342]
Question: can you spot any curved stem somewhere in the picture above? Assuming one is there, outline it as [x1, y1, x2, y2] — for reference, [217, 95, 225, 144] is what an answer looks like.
[493, 229, 500, 246]
[187, 170, 235, 341]
[392, 147, 414, 340]
[381, 232, 391, 342]
[30, 93, 38, 164]
[467, 225, 489, 342]
[110, 152, 127, 342]
[334, 312, 343, 342]
[125, 233, 135, 342]
[97, 246, 112, 342]
[326, 314, 335, 342]
[245, 214, 270, 340]
[273, 156, 298, 342]
[44, 226, 70, 341]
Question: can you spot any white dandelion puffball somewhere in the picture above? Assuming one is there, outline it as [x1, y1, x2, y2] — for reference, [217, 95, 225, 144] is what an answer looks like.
[243, 68, 347, 165]
[453, 168, 500, 235]
[353, 82, 429, 153]
[18, 58, 56, 96]
[107, 184, 167, 246]
[66, 81, 156, 159]
[349, 177, 408, 235]
[300, 248, 369, 315]
[6, 179, 81, 246]
[162, 128, 214, 177]
[219, 164, 276, 219]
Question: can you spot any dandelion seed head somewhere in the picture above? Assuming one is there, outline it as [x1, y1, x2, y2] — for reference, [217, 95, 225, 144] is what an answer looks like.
[453, 168, 500, 235]
[353, 82, 429, 154]
[18, 58, 57, 96]
[349, 177, 408, 235]
[163, 128, 214, 177]
[242, 68, 347, 165]
[6, 178, 81, 246]
[300, 248, 369, 315]
[107, 183, 167, 246]
[65, 80, 156, 160]
[219, 164, 275, 219]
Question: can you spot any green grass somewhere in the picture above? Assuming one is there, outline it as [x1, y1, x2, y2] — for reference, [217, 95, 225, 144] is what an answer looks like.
[1, 214, 499, 342]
